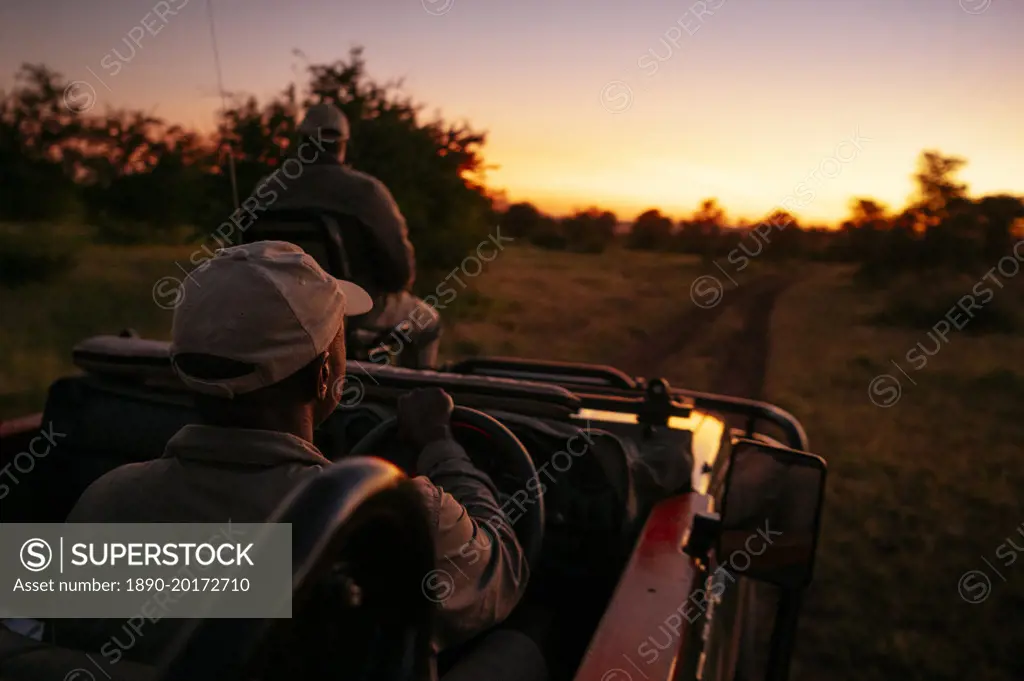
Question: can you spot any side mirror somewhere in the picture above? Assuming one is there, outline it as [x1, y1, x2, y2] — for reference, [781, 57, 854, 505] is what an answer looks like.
[716, 439, 827, 589]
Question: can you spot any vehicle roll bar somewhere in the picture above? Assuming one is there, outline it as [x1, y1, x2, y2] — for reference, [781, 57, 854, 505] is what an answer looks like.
[668, 387, 809, 452]
[574, 384, 808, 452]
[448, 357, 638, 390]
[445, 357, 809, 451]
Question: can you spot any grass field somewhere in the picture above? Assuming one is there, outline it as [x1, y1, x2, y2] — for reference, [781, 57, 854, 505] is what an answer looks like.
[2, 241, 1022, 680]
[0, 242, 195, 418]
[767, 265, 1024, 681]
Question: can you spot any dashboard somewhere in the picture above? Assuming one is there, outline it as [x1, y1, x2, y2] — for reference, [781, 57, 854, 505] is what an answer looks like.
[315, 403, 639, 583]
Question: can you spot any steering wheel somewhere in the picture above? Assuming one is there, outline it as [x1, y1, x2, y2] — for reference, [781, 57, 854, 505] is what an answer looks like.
[349, 406, 546, 571]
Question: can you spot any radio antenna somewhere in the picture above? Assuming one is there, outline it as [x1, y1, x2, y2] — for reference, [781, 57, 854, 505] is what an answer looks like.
[206, 0, 239, 210]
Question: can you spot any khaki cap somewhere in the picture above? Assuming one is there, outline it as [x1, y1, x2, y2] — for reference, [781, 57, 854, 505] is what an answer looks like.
[170, 241, 372, 398]
[297, 102, 350, 140]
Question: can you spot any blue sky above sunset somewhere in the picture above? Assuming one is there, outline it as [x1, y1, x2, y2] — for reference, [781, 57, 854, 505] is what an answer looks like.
[2, 0, 1022, 224]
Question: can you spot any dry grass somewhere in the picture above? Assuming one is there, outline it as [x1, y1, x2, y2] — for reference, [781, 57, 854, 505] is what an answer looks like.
[0, 242, 194, 418]
[766, 264, 1024, 681]
[3, 242, 1023, 680]
[438, 245, 709, 363]
[657, 301, 749, 390]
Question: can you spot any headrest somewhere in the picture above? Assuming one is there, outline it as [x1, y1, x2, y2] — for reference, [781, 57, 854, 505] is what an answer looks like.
[72, 335, 178, 387]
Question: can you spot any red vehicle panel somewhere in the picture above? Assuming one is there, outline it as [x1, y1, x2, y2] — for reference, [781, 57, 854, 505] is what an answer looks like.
[574, 492, 712, 681]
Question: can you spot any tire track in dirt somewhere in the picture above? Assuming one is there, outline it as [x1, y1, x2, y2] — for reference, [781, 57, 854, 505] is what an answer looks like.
[615, 280, 765, 380]
[617, 275, 795, 399]
[705, 276, 794, 400]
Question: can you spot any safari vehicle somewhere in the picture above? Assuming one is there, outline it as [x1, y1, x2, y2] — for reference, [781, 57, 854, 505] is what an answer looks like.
[0, 216, 828, 681]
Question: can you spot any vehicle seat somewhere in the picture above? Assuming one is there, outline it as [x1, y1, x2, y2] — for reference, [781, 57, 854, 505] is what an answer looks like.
[439, 630, 547, 681]
[241, 207, 360, 281]
[0, 627, 155, 681]
[0, 458, 436, 681]
[0, 335, 198, 522]
[438, 603, 553, 681]
[4, 368, 197, 523]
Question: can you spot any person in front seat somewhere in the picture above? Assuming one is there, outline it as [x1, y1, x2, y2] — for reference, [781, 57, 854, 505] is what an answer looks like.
[62, 241, 528, 661]
[254, 102, 442, 367]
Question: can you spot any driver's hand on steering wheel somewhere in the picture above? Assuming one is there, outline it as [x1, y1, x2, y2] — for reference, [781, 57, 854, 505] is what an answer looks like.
[397, 388, 455, 451]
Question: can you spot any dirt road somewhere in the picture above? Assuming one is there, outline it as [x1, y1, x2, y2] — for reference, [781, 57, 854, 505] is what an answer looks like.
[619, 272, 797, 681]
[616, 274, 795, 400]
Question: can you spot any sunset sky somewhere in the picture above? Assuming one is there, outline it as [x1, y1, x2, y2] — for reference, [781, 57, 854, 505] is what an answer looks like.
[2, 0, 1022, 224]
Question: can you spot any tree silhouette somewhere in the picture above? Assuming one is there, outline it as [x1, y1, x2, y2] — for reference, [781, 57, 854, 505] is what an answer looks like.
[283, 47, 491, 271]
[912, 150, 968, 220]
[0, 65, 84, 220]
[3, 60, 1022, 281]
[678, 198, 725, 259]
[561, 207, 617, 253]
[975, 194, 1024, 261]
[0, 51, 496, 271]
[629, 209, 674, 250]
[849, 198, 887, 227]
[502, 202, 543, 239]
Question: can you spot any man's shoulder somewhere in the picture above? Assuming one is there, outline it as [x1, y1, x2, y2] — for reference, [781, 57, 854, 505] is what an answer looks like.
[333, 165, 390, 195]
[67, 460, 173, 521]
[88, 459, 171, 491]
[275, 163, 390, 201]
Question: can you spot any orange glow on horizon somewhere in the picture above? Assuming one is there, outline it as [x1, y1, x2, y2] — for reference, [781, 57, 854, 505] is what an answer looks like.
[33, 0, 1018, 230]
[147, 96, 1024, 228]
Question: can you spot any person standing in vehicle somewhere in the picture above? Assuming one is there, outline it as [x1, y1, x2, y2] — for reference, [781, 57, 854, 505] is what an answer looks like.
[253, 102, 442, 367]
[61, 241, 527, 661]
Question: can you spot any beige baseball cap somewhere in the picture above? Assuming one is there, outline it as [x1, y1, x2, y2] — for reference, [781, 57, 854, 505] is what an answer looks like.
[169, 241, 373, 398]
[297, 102, 350, 140]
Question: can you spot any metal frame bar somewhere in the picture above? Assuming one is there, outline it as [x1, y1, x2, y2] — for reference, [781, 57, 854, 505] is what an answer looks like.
[448, 357, 638, 389]
[447, 357, 809, 451]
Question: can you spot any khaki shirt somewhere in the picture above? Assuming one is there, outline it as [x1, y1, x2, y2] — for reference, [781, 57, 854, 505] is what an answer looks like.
[62, 424, 527, 660]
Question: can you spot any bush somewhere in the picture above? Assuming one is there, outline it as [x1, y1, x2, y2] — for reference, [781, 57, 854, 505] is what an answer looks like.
[502, 202, 543, 240]
[628, 209, 674, 250]
[91, 213, 198, 246]
[528, 218, 568, 251]
[0, 228, 77, 288]
[869, 272, 1021, 334]
[0, 158, 86, 224]
[2, 54, 495, 267]
[561, 209, 616, 253]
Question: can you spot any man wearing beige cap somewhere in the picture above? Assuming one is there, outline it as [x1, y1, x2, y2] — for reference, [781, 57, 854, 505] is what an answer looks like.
[253, 102, 442, 367]
[61, 241, 527, 661]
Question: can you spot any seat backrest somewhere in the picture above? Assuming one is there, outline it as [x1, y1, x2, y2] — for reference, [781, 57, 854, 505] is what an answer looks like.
[0, 628, 156, 681]
[243, 207, 381, 286]
[244, 207, 351, 277]
[156, 459, 437, 681]
[439, 630, 547, 681]
[2, 375, 198, 523]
